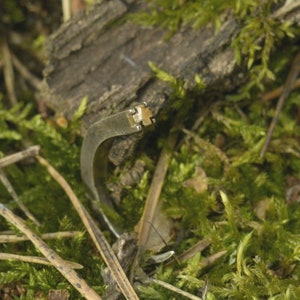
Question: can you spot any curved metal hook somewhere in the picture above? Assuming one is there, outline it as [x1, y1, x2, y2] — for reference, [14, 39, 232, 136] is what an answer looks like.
[80, 103, 155, 237]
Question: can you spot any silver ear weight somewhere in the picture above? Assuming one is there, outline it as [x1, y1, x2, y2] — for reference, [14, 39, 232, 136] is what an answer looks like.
[128, 102, 156, 131]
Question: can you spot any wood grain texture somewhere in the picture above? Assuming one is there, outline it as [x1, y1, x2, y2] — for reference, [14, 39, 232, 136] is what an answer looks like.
[41, 0, 300, 164]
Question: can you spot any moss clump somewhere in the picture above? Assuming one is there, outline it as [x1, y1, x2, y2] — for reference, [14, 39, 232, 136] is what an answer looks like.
[133, 61, 300, 298]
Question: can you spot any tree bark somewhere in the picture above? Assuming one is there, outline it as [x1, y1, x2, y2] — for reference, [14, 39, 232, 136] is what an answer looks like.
[41, 0, 300, 164]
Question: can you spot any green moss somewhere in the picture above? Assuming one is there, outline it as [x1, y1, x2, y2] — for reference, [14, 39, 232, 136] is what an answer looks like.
[132, 0, 296, 96]
[125, 57, 300, 298]
[0, 98, 106, 298]
[130, 0, 235, 36]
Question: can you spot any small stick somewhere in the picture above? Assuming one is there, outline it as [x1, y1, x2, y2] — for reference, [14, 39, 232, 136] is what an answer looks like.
[0, 145, 41, 226]
[36, 155, 139, 300]
[62, 0, 71, 22]
[0, 230, 80, 243]
[175, 239, 211, 262]
[0, 145, 40, 168]
[202, 278, 209, 300]
[262, 78, 300, 101]
[177, 101, 222, 152]
[199, 250, 227, 269]
[11, 52, 42, 90]
[151, 251, 226, 300]
[0, 203, 102, 300]
[260, 52, 300, 158]
[150, 278, 202, 300]
[0, 169, 40, 226]
[0, 252, 83, 269]
[137, 133, 177, 249]
[164, 239, 211, 273]
[2, 41, 17, 106]
[182, 128, 230, 171]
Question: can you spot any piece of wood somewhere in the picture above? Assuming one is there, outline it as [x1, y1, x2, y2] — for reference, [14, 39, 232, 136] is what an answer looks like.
[42, 0, 240, 121]
[41, 0, 300, 164]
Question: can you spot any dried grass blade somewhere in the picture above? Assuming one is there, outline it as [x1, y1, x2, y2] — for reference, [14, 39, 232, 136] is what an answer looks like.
[2, 41, 17, 106]
[150, 278, 202, 300]
[0, 169, 40, 225]
[176, 239, 211, 262]
[0, 203, 101, 299]
[0, 231, 80, 243]
[0, 252, 83, 269]
[137, 133, 177, 249]
[36, 155, 139, 300]
[260, 51, 300, 157]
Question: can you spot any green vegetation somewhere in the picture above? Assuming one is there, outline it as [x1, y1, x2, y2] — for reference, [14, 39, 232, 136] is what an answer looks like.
[121, 62, 300, 298]
[0, 0, 300, 299]
[132, 0, 296, 96]
[0, 98, 107, 298]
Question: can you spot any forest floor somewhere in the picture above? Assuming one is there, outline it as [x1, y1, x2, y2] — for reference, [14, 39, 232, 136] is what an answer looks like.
[1, 1, 300, 299]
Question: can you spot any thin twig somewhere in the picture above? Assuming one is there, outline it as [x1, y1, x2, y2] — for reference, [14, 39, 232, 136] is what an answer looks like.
[182, 128, 230, 171]
[11, 52, 42, 90]
[260, 52, 300, 158]
[175, 239, 211, 262]
[262, 78, 300, 101]
[176, 101, 222, 152]
[199, 250, 227, 269]
[0, 231, 80, 243]
[137, 133, 177, 249]
[150, 278, 202, 300]
[0, 203, 102, 299]
[36, 155, 139, 300]
[0, 145, 40, 168]
[272, 0, 300, 19]
[0, 252, 83, 269]
[0, 169, 40, 226]
[2, 41, 17, 106]
[62, 0, 71, 22]
[0, 146, 41, 226]
[153, 251, 226, 300]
